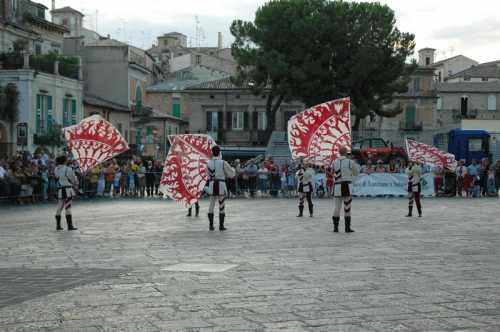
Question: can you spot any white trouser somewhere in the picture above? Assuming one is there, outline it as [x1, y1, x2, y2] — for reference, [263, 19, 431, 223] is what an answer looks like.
[333, 196, 352, 217]
[208, 196, 225, 215]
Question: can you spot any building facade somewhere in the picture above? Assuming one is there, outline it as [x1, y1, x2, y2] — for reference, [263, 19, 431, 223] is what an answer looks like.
[0, 0, 83, 155]
[358, 66, 438, 146]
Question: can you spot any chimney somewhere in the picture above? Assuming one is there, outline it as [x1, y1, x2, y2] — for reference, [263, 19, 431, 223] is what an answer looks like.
[217, 32, 223, 49]
[52, 0, 55, 11]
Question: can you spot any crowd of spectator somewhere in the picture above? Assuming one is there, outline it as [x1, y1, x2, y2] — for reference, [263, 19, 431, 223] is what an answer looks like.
[1, 152, 499, 204]
[0, 151, 165, 204]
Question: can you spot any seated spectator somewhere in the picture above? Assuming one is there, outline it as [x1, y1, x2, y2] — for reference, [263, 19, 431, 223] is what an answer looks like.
[374, 160, 386, 173]
[387, 159, 399, 173]
[361, 160, 375, 174]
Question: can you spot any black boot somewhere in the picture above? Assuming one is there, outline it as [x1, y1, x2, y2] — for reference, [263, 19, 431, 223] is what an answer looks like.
[308, 204, 314, 218]
[297, 206, 304, 217]
[345, 216, 354, 233]
[406, 206, 413, 217]
[219, 214, 227, 231]
[56, 215, 63, 231]
[208, 213, 215, 231]
[332, 217, 339, 233]
[186, 207, 192, 217]
[66, 215, 77, 231]
[195, 204, 200, 217]
[417, 206, 422, 218]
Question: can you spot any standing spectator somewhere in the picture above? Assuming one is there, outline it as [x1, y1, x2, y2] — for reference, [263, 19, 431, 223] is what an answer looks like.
[257, 163, 269, 197]
[269, 163, 281, 197]
[88, 166, 100, 198]
[104, 163, 115, 197]
[246, 162, 258, 198]
[326, 166, 334, 197]
[40, 165, 49, 201]
[486, 165, 498, 197]
[96, 166, 106, 197]
[154, 160, 163, 196]
[479, 158, 490, 197]
[113, 164, 122, 196]
[455, 160, 467, 197]
[433, 165, 444, 195]
[467, 160, 480, 197]
[234, 159, 242, 196]
[120, 163, 129, 197]
[145, 160, 156, 197]
[495, 160, 500, 192]
[137, 161, 146, 197]
[129, 161, 138, 196]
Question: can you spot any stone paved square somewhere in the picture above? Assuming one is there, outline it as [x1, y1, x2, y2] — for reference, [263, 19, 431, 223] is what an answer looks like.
[0, 197, 499, 331]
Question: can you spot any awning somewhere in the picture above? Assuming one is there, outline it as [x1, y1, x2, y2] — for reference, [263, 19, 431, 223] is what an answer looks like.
[221, 146, 266, 158]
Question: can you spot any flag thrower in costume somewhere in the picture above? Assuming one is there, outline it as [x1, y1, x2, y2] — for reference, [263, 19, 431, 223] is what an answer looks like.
[288, 98, 351, 167]
[159, 134, 216, 207]
[405, 139, 457, 170]
[63, 115, 129, 173]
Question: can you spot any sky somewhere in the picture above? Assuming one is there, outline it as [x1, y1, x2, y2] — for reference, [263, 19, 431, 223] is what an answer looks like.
[40, 0, 500, 63]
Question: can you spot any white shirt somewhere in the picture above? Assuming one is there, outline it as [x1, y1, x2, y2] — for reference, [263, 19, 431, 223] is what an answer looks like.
[0, 166, 6, 179]
[207, 159, 235, 180]
[334, 156, 358, 182]
[54, 165, 77, 187]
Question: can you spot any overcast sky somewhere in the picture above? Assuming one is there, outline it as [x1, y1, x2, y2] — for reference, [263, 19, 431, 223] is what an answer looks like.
[41, 0, 499, 63]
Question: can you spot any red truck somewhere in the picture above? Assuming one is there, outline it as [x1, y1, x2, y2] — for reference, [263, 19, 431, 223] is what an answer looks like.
[352, 138, 407, 164]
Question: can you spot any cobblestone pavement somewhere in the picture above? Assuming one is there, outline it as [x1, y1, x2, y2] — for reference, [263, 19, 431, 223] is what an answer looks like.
[0, 197, 500, 331]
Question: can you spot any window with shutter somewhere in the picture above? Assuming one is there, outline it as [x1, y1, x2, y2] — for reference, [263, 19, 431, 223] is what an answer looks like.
[244, 112, 249, 130]
[252, 112, 258, 130]
[206, 111, 212, 131]
[47, 96, 53, 127]
[36, 95, 42, 134]
[71, 99, 77, 124]
[63, 99, 69, 127]
[172, 97, 181, 118]
[257, 112, 267, 130]
[232, 112, 244, 130]
[488, 94, 497, 111]
[226, 112, 232, 130]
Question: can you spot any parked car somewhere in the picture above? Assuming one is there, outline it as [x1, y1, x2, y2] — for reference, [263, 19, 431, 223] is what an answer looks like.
[352, 138, 407, 164]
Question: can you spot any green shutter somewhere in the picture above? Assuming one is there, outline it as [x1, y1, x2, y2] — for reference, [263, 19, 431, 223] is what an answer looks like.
[147, 126, 153, 144]
[71, 99, 77, 125]
[63, 99, 68, 127]
[136, 128, 142, 144]
[172, 97, 181, 118]
[47, 96, 53, 128]
[36, 95, 41, 134]
[405, 104, 416, 127]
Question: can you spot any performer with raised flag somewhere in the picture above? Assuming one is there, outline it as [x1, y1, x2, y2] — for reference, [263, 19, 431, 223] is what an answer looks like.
[406, 160, 423, 218]
[296, 162, 315, 218]
[54, 155, 79, 231]
[332, 147, 358, 233]
[205, 145, 235, 231]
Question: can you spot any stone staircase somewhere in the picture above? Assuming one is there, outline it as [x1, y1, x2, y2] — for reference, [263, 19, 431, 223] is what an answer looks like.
[265, 131, 292, 165]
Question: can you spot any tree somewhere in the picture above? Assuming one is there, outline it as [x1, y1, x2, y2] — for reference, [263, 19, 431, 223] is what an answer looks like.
[231, 0, 327, 142]
[231, 0, 416, 134]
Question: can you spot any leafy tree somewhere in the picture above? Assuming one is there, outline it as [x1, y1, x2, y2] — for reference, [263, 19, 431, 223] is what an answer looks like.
[231, 0, 416, 134]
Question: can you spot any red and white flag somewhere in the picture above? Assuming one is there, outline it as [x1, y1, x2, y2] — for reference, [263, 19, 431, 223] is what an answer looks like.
[406, 139, 457, 170]
[159, 134, 216, 206]
[288, 98, 351, 166]
[63, 115, 129, 173]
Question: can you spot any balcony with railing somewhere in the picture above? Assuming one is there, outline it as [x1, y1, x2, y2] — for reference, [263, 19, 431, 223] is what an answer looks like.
[0, 52, 81, 80]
